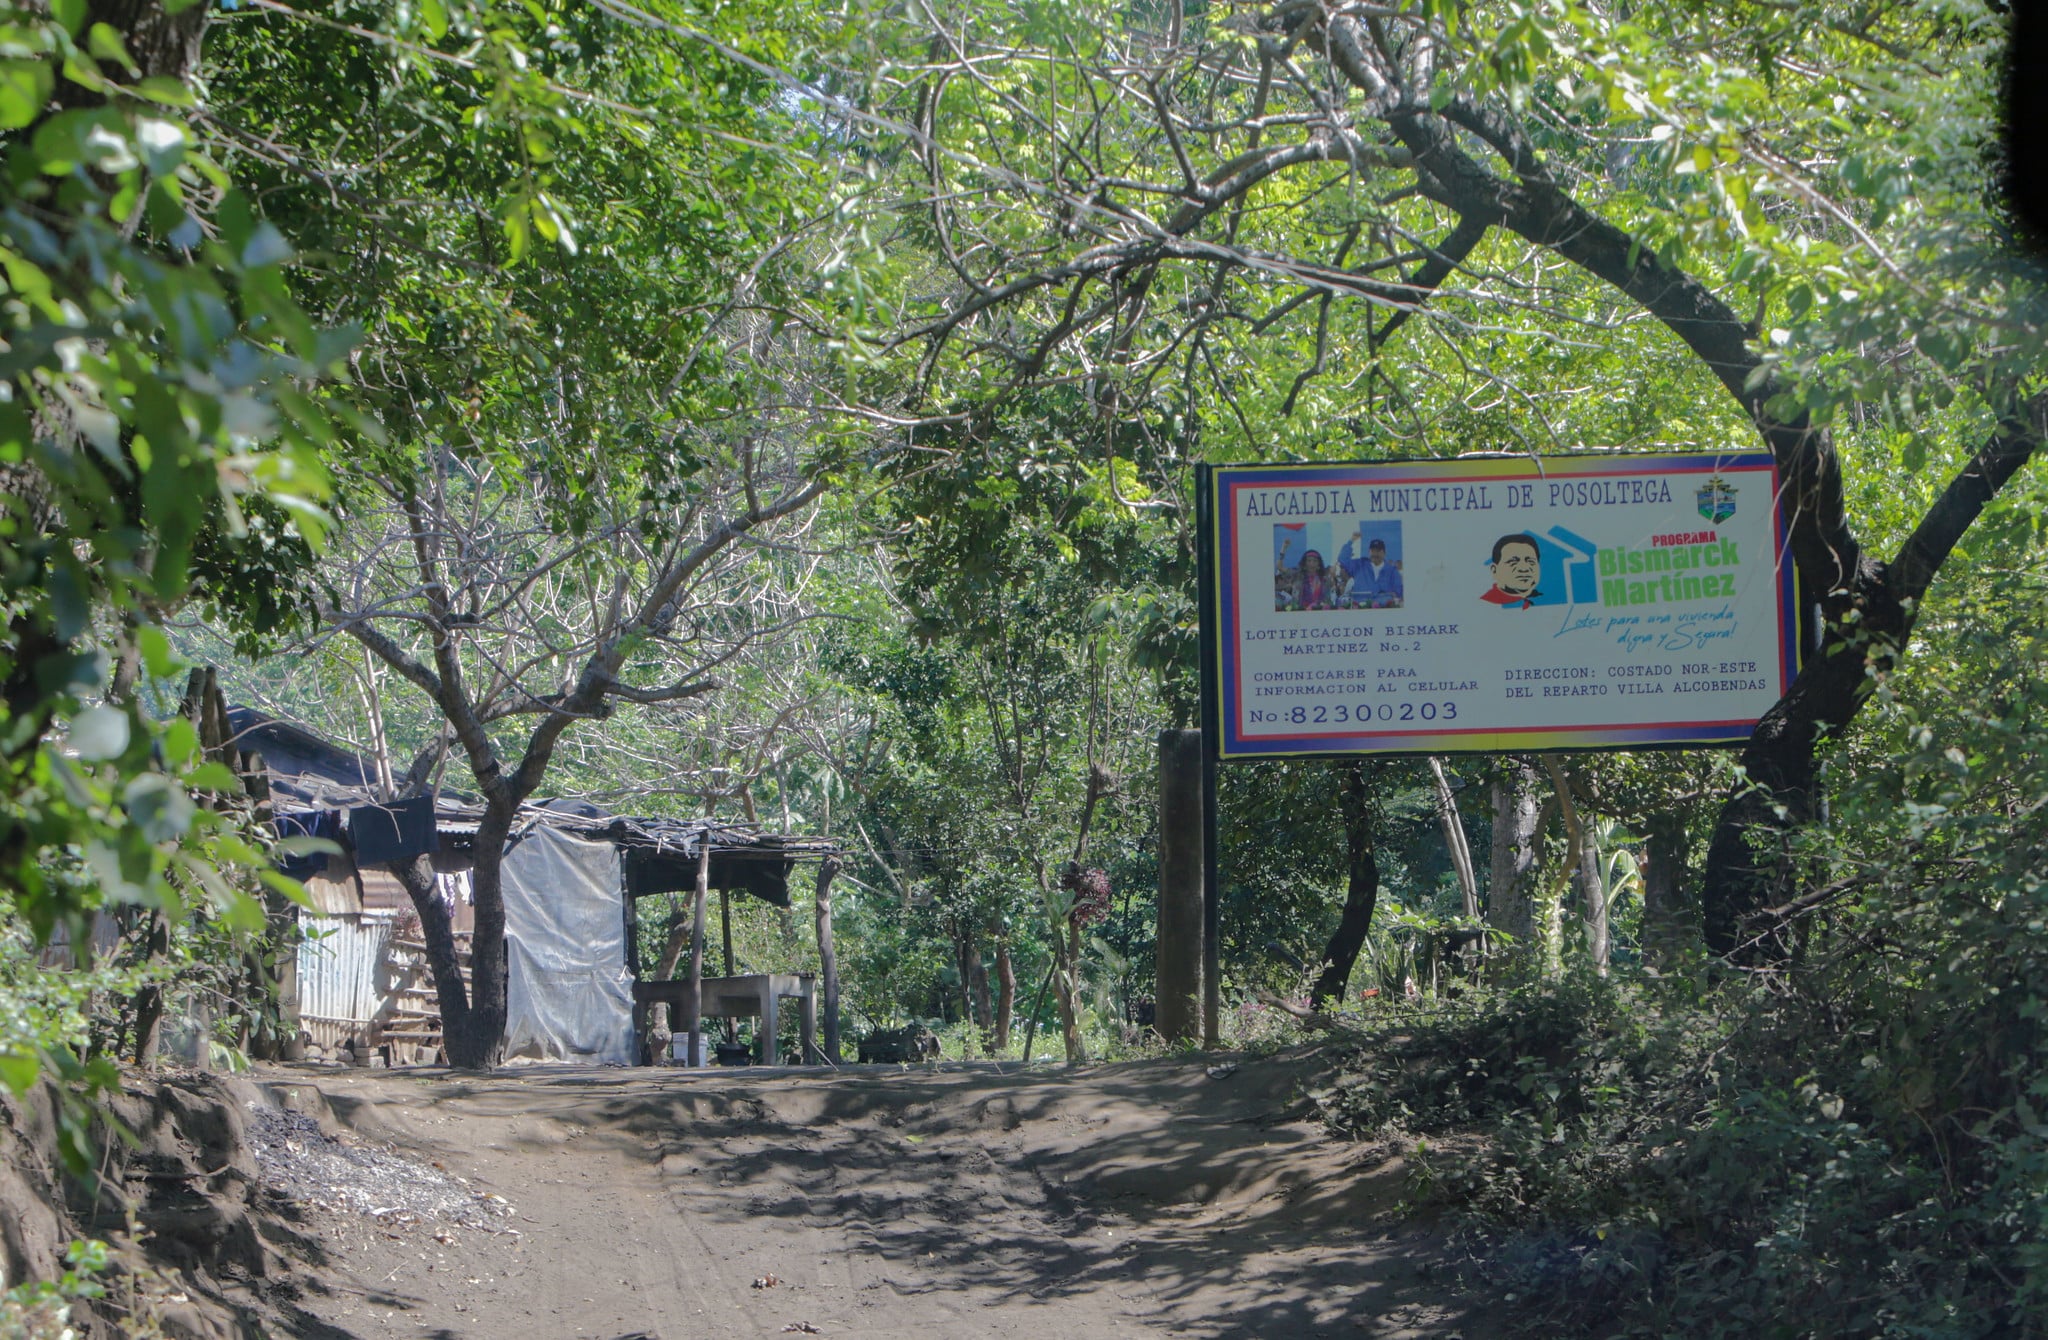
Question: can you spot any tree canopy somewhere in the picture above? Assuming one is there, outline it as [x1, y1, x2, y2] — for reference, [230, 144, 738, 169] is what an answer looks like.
[2, 0, 2046, 1328]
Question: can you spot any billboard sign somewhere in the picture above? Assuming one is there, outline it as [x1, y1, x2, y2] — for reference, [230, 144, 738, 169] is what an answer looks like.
[1205, 453, 1802, 759]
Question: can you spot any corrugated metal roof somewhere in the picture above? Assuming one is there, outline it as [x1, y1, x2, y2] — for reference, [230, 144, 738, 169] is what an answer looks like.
[300, 869, 360, 916]
[234, 705, 844, 878]
[228, 708, 384, 808]
[358, 867, 410, 911]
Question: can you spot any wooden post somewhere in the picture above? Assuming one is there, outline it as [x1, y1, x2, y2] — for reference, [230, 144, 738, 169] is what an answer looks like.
[1155, 729, 1204, 1044]
[132, 910, 168, 1067]
[798, 980, 818, 1066]
[684, 841, 710, 1067]
[1194, 464, 1222, 1048]
[1201, 740, 1220, 1048]
[814, 856, 842, 1064]
[719, 886, 737, 1044]
[759, 979, 780, 1065]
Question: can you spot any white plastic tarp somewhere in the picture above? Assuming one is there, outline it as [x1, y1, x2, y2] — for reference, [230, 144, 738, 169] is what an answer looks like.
[501, 825, 634, 1064]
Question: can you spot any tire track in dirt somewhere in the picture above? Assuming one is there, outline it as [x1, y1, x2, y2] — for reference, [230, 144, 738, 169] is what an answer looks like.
[269, 1049, 1497, 1339]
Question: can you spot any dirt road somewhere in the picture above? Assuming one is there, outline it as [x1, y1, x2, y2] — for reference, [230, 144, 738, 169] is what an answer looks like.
[262, 1049, 1495, 1339]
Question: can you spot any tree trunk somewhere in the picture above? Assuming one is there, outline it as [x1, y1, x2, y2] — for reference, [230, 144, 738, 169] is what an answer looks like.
[1535, 757, 1581, 974]
[1311, 761, 1380, 1010]
[1487, 761, 1543, 950]
[992, 935, 1015, 1051]
[1699, 629, 1859, 959]
[1057, 915, 1087, 1064]
[685, 842, 709, 1068]
[651, 895, 690, 977]
[131, 910, 169, 1067]
[70, 0, 204, 102]
[391, 853, 473, 1049]
[813, 857, 841, 1063]
[1153, 727, 1205, 1043]
[1036, 860, 1089, 1064]
[1343, 54, 2047, 966]
[445, 809, 511, 1070]
[1578, 817, 1609, 974]
[1020, 959, 1054, 1063]
[968, 934, 994, 1044]
[635, 894, 690, 1057]
[953, 921, 987, 1032]
[1539, 756, 1608, 973]
[1640, 814, 1695, 969]
[1427, 757, 1479, 920]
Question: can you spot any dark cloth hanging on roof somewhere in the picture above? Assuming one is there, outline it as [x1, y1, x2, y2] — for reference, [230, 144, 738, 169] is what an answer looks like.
[623, 848, 792, 907]
[348, 795, 440, 866]
[714, 855, 790, 906]
[272, 810, 343, 880]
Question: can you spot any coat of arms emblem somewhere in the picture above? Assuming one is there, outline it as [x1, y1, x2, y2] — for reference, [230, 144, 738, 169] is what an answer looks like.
[1696, 475, 1738, 524]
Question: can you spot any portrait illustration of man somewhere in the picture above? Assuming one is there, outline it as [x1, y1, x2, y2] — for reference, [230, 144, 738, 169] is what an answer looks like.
[1482, 533, 1543, 609]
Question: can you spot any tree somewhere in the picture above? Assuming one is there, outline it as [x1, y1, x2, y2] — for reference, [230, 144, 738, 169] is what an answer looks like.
[861, 0, 2045, 957]
[1309, 759, 1382, 1011]
[196, 0, 883, 1066]
[314, 419, 830, 1066]
[0, 0, 341, 1097]
[876, 389, 1170, 1060]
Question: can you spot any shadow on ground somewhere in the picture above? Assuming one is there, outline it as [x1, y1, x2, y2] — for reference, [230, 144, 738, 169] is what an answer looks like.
[260, 1049, 1497, 1339]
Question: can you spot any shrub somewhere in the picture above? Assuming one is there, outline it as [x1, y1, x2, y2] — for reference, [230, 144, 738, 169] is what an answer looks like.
[1311, 586, 2048, 1336]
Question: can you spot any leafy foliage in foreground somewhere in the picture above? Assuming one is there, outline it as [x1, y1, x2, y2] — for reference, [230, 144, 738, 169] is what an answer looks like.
[1317, 581, 2048, 1338]
[0, 1, 339, 1107]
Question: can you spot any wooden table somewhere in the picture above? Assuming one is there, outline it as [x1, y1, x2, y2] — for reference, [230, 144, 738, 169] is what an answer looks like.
[632, 972, 819, 1065]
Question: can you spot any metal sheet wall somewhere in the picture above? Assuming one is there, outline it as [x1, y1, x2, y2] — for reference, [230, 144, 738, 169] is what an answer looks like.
[297, 913, 395, 1033]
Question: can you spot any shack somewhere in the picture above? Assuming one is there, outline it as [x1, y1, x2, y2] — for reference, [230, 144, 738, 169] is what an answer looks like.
[229, 708, 839, 1066]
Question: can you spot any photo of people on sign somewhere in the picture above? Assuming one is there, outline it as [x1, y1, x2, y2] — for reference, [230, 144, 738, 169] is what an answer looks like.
[1339, 523, 1404, 608]
[1274, 521, 1403, 610]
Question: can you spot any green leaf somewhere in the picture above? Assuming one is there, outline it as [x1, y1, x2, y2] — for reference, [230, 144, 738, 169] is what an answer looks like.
[273, 834, 342, 860]
[0, 1049, 38, 1095]
[183, 761, 242, 792]
[86, 23, 135, 75]
[123, 772, 195, 843]
[64, 706, 130, 761]
[48, 562, 90, 642]
[49, 0, 84, 35]
[132, 116, 184, 174]
[32, 107, 134, 174]
[256, 868, 316, 910]
[210, 884, 267, 934]
[161, 716, 199, 766]
[136, 623, 179, 679]
[0, 58, 53, 129]
[239, 221, 294, 269]
[216, 186, 256, 251]
[132, 74, 195, 107]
